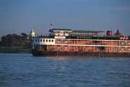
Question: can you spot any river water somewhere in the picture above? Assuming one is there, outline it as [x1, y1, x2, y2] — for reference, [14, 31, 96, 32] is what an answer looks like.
[0, 53, 130, 87]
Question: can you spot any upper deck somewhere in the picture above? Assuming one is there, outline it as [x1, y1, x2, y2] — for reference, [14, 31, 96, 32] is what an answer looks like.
[34, 28, 129, 40]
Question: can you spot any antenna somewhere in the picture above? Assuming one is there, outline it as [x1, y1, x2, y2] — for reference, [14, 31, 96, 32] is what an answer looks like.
[49, 24, 54, 29]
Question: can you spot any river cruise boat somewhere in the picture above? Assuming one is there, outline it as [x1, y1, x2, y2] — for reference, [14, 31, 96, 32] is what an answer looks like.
[32, 28, 130, 57]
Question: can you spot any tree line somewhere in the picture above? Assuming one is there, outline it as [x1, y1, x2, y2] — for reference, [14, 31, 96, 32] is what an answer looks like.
[0, 33, 31, 49]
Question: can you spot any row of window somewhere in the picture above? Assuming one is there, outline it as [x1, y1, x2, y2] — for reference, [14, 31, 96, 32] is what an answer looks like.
[34, 39, 54, 42]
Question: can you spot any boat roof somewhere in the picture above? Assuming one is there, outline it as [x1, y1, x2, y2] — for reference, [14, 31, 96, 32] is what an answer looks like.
[50, 28, 104, 33]
[72, 30, 104, 33]
[50, 28, 72, 32]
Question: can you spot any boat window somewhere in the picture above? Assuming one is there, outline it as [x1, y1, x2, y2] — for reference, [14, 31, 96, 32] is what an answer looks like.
[46, 39, 48, 42]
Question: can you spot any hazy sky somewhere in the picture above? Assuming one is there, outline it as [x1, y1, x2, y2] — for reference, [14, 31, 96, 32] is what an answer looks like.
[0, 0, 130, 36]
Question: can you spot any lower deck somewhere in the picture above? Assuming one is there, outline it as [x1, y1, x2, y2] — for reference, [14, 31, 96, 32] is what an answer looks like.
[32, 39, 130, 56]
[32, 44, 130, 57]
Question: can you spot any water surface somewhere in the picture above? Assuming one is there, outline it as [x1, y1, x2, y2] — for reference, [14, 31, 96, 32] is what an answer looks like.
[0, 53, 130, 87]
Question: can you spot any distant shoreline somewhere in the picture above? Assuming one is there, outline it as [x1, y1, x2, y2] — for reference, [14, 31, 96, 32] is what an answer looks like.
[0, 47, 31, 53]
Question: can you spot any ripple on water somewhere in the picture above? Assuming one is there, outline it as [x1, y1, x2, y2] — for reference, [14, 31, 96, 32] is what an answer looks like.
[0, 53, 130, 87]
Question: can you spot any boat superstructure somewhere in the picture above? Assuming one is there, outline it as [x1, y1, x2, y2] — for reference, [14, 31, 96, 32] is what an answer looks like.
[32, 28, 130, 56]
